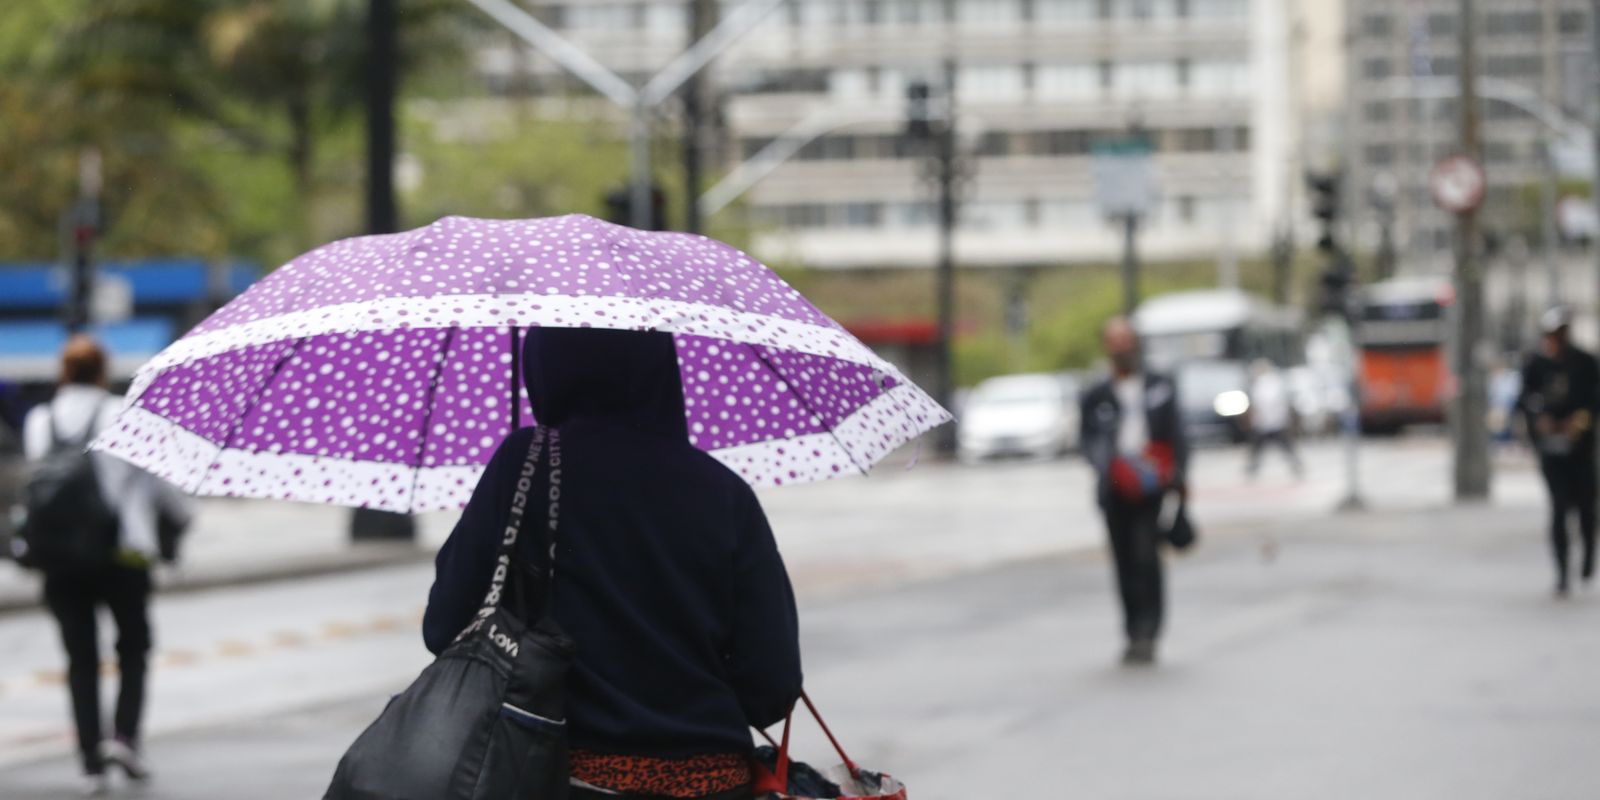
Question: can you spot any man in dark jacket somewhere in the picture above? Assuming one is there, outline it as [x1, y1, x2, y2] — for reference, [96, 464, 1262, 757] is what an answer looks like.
[424, 328, 802, 799]
[1079, 317, 1190, 665]
[1518, 307, 1600, 596]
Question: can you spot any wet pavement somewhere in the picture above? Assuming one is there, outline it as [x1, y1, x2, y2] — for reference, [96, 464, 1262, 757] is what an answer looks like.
[2, 437, 1590, 799]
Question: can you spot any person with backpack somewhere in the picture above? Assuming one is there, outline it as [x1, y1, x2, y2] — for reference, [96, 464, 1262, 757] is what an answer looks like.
[20, 335, 190, 796]
[422, 327, 803, 800]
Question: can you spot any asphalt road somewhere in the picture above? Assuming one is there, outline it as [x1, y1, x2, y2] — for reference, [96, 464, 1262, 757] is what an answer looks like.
[3, 436, 1589, 799]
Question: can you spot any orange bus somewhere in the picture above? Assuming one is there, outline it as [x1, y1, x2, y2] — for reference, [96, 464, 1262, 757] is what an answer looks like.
[1357, 277, 1454, 433]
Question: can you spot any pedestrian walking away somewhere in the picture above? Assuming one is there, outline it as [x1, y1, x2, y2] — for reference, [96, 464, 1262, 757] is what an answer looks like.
[1079, 317, 1191, 665]
[17, 335, 191, 796]
[1245, 359, 1303, 478]
[423, 327, 803, 799]
[1517, 306, 1600, 597]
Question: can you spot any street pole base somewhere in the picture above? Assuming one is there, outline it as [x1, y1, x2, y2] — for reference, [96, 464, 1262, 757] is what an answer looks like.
[350, 507, 416, 543]
[1335, 494, 1366, 513]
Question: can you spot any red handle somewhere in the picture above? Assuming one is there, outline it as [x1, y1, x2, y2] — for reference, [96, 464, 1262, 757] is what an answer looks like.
[754, 690, 862, 794]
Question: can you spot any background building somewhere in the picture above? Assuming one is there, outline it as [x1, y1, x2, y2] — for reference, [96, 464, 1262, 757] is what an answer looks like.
[479, 0, 1312, 271]
[1345, 0, 1594, 271]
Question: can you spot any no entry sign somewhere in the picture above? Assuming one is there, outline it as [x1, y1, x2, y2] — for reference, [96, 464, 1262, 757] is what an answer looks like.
[1429, 155, 1486, 215]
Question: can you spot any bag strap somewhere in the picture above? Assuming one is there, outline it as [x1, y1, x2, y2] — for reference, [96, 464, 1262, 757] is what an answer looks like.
[46, 396, 113, 452]
[474, 427, 547, 618]
[756, 690, 861, 787]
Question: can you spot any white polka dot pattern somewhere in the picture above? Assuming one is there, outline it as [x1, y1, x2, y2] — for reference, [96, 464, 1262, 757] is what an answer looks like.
[92, 215, 952, 510]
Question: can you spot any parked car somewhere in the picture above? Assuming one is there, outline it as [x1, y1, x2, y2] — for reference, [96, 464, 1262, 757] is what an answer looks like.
[958, 373, 1080, 462]
[1174, 359, 1251, 444]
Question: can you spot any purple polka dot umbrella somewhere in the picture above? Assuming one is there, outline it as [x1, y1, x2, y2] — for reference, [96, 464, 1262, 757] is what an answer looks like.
[90, 215, 951, 512]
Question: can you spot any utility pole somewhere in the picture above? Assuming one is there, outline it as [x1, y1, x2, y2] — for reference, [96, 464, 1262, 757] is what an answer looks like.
[934, 59, 959, 454]
[904, 61, 960, 454]
[352, 0, 416, 543]
[67, 148, 102, 332]
[1590, 0, 1600, 307]
[1452, 0, 1491, 500]
[1120, 214, 1140, 315]
[682, 0, 717, 234]
[1541, 139, 1562, 308]
[1216, 124, 1239, 290]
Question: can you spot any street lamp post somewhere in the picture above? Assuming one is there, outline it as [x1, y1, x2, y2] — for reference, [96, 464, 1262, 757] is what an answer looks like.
[1451, 0, 1491, 501]
[904, 62, 962, 454]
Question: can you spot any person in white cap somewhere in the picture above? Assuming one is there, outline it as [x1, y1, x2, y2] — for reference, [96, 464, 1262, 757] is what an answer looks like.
[1517, 306, 1600, 596]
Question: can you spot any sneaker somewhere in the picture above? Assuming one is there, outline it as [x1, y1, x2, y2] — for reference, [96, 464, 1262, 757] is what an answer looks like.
[1122, 639, 1157, 666]
[101, 738, 151, 781]
[81, 774, 110, 797]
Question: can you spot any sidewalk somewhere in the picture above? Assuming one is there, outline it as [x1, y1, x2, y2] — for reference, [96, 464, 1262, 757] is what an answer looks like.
[3, 498, 1591, 799]
[0, 500, 458, 613]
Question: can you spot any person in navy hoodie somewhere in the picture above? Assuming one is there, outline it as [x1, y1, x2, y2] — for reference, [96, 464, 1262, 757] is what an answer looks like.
[424, 327, 802, 800]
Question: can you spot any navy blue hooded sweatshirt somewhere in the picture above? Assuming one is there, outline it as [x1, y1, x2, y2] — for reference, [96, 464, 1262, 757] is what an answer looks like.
[422, 327, 803, 757]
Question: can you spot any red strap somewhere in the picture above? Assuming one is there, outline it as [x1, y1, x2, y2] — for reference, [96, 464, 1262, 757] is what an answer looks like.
[752, 704, 794, 794]
[753, 691, 862, 792]
[800, 691, 860, 776]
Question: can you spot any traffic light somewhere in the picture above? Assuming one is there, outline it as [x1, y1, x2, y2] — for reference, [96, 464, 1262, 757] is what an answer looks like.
[602, 185, 669, 230]
[1306, 172, 1341, 223]
[905, 80, 932, 141]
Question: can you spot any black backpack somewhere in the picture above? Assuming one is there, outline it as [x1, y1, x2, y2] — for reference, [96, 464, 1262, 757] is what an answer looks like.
[16, 400, 119, 572]
[324, 427, 574, 800]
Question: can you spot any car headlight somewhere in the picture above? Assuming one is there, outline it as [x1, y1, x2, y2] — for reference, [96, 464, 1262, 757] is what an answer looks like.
[1213, 390, 1250, 417]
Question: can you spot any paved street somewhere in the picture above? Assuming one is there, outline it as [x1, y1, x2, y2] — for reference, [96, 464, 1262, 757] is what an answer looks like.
[2, 436, 1592, 799]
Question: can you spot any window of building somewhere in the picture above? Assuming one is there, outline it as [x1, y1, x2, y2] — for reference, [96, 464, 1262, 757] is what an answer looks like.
[567, 3, 634, 30]
[1485, 141, 1516, 163]
[1430, 56, 1457, 76]
[1035, 0, 1095, 23]
[1365, 144, 1395, 165]
[1485, 11, 1541, 36]
[1175, 57, 1191, 89]
[643, 4, 687, 36]
[1190, 0, 1246, 19]
[1362, 14, 1393, 38]
[1036, 63, 1099, 98]
[1427, 13, 1454, 36]
[960, 65, 1027, 100]
[958, 0, 1024, 25]
[1559, 11, 1586, 34]
[1039, 198, 1096, 228]
[1116, 61, 1180, 97]
[888, 0, 945, 24]
[1097, 0, 1114, 20]
[1176, 195, 1196, 224]
[840, 203, 885, 228]
[1363, 57, 1394, 79]
[799, 1, 844, 28]
[978, 131, 1012, 156]
[1485, 54, 1544, 77]
[1035, 129, 1093, 155]
[964, 201, 1031, 229]
[829, 69, 873, 99]
[1190, 59, 1248, 95]
[1365, 101, 1392, 123]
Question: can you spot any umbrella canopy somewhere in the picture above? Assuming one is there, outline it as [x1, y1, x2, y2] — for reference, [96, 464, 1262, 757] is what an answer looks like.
[93, 215, 949, 512]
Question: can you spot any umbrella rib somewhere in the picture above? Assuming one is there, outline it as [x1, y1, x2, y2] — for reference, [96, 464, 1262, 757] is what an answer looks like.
[197, 336, 310, 496]
[746, 345, 872, 478]
[406, 326, 459, 512]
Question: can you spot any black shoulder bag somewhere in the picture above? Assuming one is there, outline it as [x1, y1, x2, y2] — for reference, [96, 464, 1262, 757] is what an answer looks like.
[325, 427, 574, 800]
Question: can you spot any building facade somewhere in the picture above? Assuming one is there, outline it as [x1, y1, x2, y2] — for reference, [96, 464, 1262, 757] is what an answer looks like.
[1345, 0, 1593, 268]
[481, 0, 1308, 270]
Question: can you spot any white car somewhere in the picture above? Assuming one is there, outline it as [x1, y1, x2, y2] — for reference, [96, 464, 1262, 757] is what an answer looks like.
[958, 373, 1080, 463]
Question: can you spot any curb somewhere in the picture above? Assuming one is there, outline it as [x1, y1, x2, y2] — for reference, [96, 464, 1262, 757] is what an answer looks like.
[0, 545, 434, 617]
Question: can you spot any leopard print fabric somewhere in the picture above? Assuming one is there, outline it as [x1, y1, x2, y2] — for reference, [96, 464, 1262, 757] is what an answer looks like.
[570, 750, 751, 798]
